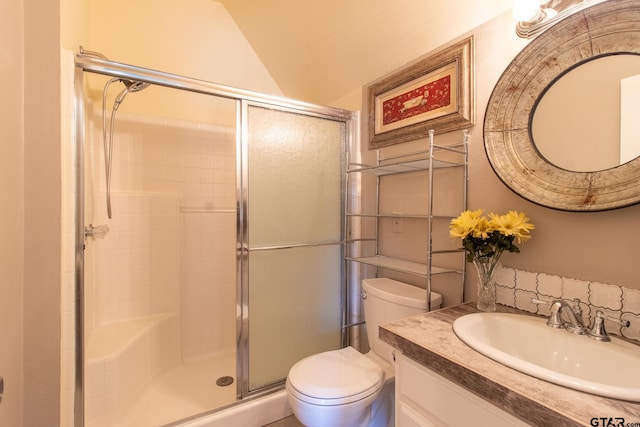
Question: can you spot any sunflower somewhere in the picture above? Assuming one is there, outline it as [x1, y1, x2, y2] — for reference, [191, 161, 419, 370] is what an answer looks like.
[449, 209, 484, 239]
[489, 211, 535, 243]
[472, 215, 493, 239]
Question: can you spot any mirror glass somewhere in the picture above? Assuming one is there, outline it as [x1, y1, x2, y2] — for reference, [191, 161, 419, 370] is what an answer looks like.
[532, 54, 640, 172]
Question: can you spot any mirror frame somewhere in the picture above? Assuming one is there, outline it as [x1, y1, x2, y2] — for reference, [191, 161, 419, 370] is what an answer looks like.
[484, 0, 640, 211]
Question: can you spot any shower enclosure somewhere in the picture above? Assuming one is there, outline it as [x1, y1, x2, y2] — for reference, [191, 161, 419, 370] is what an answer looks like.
[74, 52, 354, 427]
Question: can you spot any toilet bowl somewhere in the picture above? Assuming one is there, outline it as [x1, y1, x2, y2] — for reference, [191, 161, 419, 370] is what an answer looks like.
[286, 278, 442, 427]
[286, 346, 389, 427]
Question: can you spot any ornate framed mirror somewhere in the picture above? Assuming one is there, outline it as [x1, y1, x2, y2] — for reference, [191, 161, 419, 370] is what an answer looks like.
[484, 0, 640, 211]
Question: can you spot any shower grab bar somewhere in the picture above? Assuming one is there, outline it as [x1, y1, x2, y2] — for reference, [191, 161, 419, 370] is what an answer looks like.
[84, 224, 109, 239]
[247, 240, 343, 252]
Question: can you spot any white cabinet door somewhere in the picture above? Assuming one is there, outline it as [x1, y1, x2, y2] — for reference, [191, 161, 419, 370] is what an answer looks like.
[396, 353, 530, 427]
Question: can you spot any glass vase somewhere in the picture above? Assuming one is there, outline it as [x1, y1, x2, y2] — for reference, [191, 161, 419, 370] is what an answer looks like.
[473, 257, 497, 312]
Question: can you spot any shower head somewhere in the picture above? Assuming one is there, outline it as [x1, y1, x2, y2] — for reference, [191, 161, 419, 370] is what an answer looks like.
[123, 79, 151, 93]
[113, 79, 150, 110]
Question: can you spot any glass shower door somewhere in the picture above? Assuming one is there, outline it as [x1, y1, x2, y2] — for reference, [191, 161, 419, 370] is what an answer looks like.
[243, 104, 345, 391]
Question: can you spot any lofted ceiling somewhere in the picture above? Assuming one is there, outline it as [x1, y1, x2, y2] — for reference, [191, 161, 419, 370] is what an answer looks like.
[216, 0, 514, 105]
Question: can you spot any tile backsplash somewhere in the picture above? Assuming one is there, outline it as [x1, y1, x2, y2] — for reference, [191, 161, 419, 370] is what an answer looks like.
[494, 265, 640, 342]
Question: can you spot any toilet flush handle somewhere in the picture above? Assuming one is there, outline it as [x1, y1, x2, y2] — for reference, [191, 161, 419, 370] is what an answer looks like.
[361, 290, 367, 299]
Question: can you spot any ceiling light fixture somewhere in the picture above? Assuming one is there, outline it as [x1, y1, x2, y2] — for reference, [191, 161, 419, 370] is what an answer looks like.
[513, 0, 605, 38]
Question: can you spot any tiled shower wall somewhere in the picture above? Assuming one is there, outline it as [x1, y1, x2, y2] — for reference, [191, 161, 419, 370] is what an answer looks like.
[494, 265, 640, 342]
[88, 111, 237, 354]
[80, 109, 237, 423]
[91, 193, 181, 325]
[105, 114, 236, 209]
[180, 210, 236, 361]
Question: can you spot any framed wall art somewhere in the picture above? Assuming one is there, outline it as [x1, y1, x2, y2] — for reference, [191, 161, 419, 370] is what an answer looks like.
[368, 36, 474, 149]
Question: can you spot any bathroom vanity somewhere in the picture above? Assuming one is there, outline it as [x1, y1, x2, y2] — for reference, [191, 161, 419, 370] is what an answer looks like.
[381, 303, 640, 426]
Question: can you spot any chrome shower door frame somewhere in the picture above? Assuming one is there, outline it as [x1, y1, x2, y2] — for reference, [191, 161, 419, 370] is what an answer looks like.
[236, 99, 352, 398]
[74, 52, 355, 426]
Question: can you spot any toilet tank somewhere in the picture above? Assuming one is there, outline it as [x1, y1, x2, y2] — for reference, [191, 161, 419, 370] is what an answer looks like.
[362, 278, 442, 363]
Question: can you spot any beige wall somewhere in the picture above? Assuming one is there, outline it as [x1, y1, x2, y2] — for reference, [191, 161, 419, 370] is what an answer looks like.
[3, 0, 65, 424]
[218, 0, 514, 105]
[356, 10, 640, 302]
[84, 0, 282, 97]
[1, 0, 64, 424]
[23, 0, 63, 425]
[0, 0, 25, 425]
[61, 0, 88, 51]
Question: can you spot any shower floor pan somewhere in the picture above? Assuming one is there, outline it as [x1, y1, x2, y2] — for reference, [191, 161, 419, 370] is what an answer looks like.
[85, 314, 236, 427]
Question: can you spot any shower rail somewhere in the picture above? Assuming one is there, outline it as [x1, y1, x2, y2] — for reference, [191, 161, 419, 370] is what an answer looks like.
[76, 51, 352, 121]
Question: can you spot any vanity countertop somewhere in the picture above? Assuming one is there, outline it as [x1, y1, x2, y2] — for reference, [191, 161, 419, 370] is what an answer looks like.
[380, 303, 640, 426]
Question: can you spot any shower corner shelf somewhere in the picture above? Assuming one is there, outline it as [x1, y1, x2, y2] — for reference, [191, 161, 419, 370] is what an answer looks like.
[345, 129, 469, 310]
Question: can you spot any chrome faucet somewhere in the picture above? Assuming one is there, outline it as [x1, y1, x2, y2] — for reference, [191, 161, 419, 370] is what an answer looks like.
[532, 298, 586, 334]
[532, 298, 631, 341]
[549, 299, 586, 334]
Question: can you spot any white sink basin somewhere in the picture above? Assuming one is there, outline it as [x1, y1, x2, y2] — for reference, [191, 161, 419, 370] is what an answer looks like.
[452, 312, 640, 401]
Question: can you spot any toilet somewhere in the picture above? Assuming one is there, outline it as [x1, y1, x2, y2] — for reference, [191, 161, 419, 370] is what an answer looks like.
[286, 278, 442, 427]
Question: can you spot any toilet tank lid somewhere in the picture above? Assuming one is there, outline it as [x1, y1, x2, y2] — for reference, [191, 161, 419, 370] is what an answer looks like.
[362, 278, 442, 309]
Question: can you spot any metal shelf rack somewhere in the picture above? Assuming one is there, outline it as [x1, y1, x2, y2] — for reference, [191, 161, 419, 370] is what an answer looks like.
[345, 129, 469, 311]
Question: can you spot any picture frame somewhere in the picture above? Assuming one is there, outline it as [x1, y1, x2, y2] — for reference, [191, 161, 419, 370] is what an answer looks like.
[368, 36, 474, 149]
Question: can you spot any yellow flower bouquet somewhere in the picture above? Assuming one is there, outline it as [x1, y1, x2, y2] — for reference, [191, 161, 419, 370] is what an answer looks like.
[450, 209, 534, 311]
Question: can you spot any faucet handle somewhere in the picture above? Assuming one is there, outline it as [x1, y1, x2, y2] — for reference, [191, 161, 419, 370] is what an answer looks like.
[531, 298, 550, 306]
[587, 310, 631, 342]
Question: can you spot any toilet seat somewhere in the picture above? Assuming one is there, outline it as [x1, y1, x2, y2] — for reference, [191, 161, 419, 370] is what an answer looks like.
[287, 347, 384, 406]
